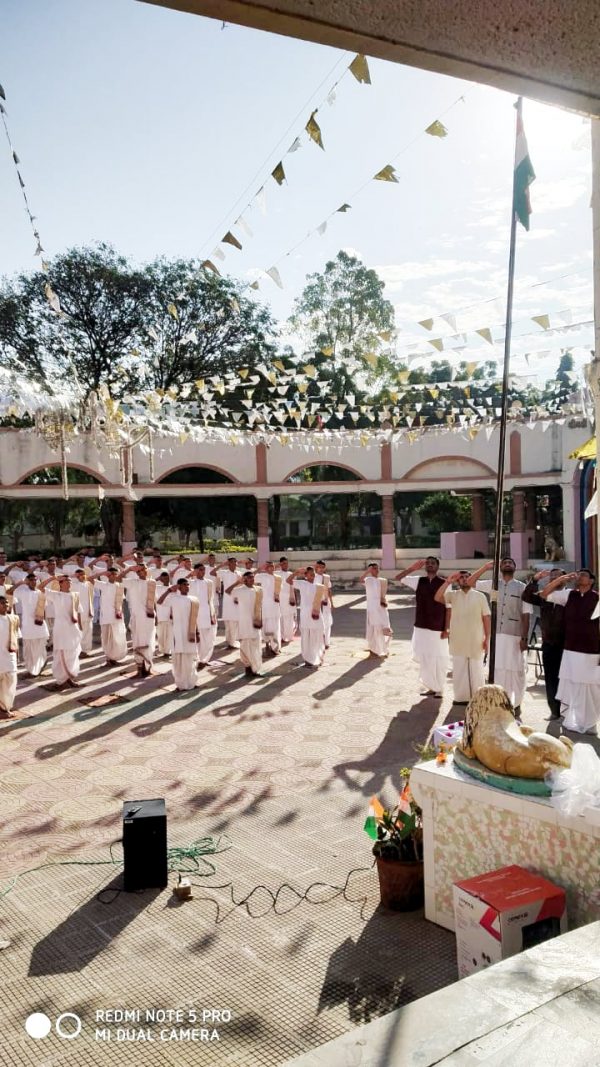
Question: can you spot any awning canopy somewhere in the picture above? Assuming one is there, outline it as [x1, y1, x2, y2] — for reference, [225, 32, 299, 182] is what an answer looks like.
[569, 436, 597, 460]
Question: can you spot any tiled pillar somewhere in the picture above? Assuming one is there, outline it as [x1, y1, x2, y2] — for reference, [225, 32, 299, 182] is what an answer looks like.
[512, 489, 526, 533]
[471, 492, 486, 532]
[121, 499, 136, 554]
[256, 497, 270, 563]
[380, 494, 396, 570]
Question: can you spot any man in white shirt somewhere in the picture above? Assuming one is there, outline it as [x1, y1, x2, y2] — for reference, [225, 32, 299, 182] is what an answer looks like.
[211, 557, 241, 648]
[161, 578, 201, 691]
[70, 568, 95, 654]
[155, 571, 174, 657]
[288, 566, 326, 668]
[188, 562, 217, 667]
[12, 573, 49, 677]
[121, 562, 157, 677]
[63, 552, 88, 577]
[255, 561, 281, 656]
[40, 575, 83, 688]
[359, 562, 393, 658]
[95, 567, 128, 666]
[170, 556, 193, 583]
[0, 595, 19, 719]
[315, 561, 334, 649]
[277, 557, 297, 645]
[227, 571, 263, 677]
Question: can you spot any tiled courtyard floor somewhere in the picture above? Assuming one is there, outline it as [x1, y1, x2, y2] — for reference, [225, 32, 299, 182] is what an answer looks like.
[0, 590, 571, 1067]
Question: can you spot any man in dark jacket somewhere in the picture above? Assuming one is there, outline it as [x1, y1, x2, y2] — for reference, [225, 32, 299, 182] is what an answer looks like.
[522, 568, 565, 719]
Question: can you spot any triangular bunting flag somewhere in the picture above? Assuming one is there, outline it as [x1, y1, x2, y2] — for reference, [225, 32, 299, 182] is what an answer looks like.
[373, 164, 398, 183]
[418, 318, 434, 331]
[305, 111, 324, 149]
[349, 54, 371, 84]
[265, 266, 283, 288]
[222, 231, 242, 250]
[425, 119, 448, 138]
[337, 203, 351, 213]
[201, 260, 221, 275]
[476, 328, 493, 344]
[271, 161, 286, 186]
[532, 314, 550, 330]
[428, 338, 444, 352]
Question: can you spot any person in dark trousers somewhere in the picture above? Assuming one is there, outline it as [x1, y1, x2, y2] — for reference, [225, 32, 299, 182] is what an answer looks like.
[522, 568, 566, 719]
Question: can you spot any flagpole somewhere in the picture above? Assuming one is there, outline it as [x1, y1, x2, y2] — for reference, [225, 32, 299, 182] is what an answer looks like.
[488, 97, 522, 683]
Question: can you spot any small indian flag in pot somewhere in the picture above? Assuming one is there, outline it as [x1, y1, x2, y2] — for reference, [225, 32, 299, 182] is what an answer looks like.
[363, 796, 385, 840]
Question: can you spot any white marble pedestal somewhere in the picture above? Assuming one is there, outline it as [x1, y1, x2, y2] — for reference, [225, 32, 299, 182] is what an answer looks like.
[411, 757, 600, 931]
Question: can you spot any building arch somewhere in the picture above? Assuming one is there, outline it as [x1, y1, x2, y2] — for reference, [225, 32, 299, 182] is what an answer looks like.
[18, 464, 105, 485]
[284, 462, 364, 484]
[157, 464, 238, 485]
[403, 455, 496, 481]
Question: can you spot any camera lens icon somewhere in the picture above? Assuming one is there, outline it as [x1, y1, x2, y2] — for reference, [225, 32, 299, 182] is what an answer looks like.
[25, 1012, 82, 1040]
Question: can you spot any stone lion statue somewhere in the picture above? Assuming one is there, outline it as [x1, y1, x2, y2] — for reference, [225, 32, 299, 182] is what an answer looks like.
[544, 535, 565, 562]
[458, 684, 572, 779]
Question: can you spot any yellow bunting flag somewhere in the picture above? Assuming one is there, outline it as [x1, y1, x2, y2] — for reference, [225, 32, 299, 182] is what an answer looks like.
[397, 370, 410, 384]
[305, 111, 324, 149]
[271, 161, 286, 186]
[349, 54, 371, 84]
[266, 266, 283, 289]
[238, 368, 249, 379]
[222, 231, 242, 250]
[44, 283, 61, 314]
[465, 361, 478, 376]
[195, 379, 205, 390]
[167, 302, 179, 319]
[364, 352, 378, 368]
[337, 203, 351, 213]
[249, 281, 259, 290]
[320, 345, 334, 356]
[373, 164, 398, 183]
[428, 387, 439, 399]
[476, 328, 493, 344]
[425, 119, 448, 138]
[428, 338, 444, 352]
[303, 364, 317, 378]
[378, 329, 392, 341]
[273, 359, 286, 372]
[418, 318, 434, 331]
[201, 260, 220, 275]
[532, 314, 550, 330]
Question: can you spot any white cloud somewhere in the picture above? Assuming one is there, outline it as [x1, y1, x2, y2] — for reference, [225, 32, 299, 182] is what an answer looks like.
[532, 178, 587, 213]
[377, 259, 494, 289]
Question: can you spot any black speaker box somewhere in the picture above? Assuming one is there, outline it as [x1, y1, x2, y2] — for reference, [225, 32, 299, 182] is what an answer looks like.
[122, 798, 168, 891]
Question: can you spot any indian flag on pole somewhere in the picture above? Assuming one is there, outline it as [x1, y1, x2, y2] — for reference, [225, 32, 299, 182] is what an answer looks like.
[363, 796, 385, 840]
[514, 100, 535, 231]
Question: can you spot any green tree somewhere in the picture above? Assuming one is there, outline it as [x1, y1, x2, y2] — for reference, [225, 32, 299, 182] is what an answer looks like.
[416, 492, 472, 534]
[288, 250, 394, 380]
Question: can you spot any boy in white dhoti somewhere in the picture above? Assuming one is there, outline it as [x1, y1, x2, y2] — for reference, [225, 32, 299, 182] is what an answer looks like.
[40, 575, 83, 689]
[471, 558, 531, 710]
[164, 578, 201, 691]
[70, 569, 95, 654]
[540, 568, 600, 734]
[211, 557, 241, 648]
[188, 563, 217, 668]
[359, 563, 393, 658]
[95, 568, 128, 665]
[277, 557, 297, 644]
[155, 572, 174, 656]
[395, 557, 449, 697]
[0, 596, 19, 719]
[288, 567, 326, 668]
[315, 561, 334, 649]
[12, 573, 49, 677]
[121, 563, 157, 677]
[434, 570, 491, 704]
[255, 561, 281, 656]
[227, 572, 263, 677]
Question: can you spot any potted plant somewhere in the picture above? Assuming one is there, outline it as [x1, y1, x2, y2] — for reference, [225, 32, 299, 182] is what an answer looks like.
[371, 768, 424, 911]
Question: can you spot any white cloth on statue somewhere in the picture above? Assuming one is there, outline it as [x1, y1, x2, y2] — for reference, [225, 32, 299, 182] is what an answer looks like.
[363, 576, 392, 657]
[234, 585, 263, 673]
[71, 578, 94, 652]
[315, 573, 333, 647]
[46, 591, 81, 684]
[97, 582, 128, 661]
[13, 586, 49, 641]
[293, 579, 325, 666]
[402, 574, 449, 691]
[124, 579, 156, 669]
[451, 655, 487, 703]
[255, 573, 281, 652]
[170, 594, 200, 690]
[0, 616, 17, 712]
[188, 578, 216, 664]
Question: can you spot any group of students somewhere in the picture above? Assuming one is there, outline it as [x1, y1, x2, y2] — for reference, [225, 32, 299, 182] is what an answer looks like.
[396, 555, 600, 735]
[0, 548, 339, 717]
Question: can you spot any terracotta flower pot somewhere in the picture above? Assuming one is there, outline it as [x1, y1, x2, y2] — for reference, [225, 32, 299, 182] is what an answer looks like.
[375, 856, 424, 911]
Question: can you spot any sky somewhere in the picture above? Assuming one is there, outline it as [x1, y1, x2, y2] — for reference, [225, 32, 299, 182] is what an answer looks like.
[0, 0, 594, 387]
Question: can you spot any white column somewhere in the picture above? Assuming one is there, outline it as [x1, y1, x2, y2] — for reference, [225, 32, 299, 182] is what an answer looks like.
[560, 482, 577, 567]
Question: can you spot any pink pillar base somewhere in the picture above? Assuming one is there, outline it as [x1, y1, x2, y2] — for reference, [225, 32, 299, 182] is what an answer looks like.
[121, 540, 137, 554]
[257, 535, 270, 564]
[509, 531, 530, 569]
[381, 532, 396, 569]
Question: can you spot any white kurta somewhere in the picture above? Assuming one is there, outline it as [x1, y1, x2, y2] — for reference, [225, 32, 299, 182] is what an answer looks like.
[0, 616, 18, 713]
[402, 574, 449, 694]
[363, 576, 393, 657]
[13, 586, 49, 676]
[70, 578, 94, 652]
[188, 578, 217, 664]
[477, 580, 532, 707]
[156, 592, 174, 654]
[255, 573, 281, 653]
[444, 588, 491, 703]
[547, 589, 600, 732]
[46, 591, 82, 684]
[278, 571, 297, 642]
[218, 568, 241, 647]
[234, 585, 262, 674]
[97, 581, 128, 662]
[293, 580, 325, 666]
[124, 578, 156, 670]
[170, 595, 200, 690]
[315, 573, 333, 647]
